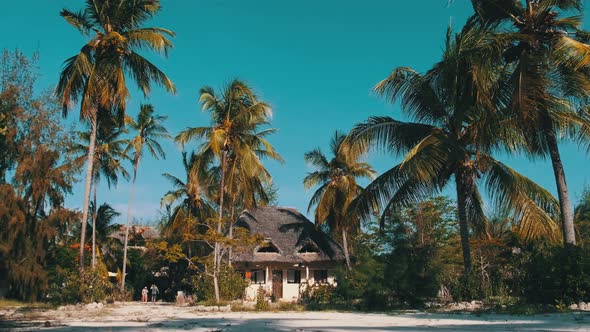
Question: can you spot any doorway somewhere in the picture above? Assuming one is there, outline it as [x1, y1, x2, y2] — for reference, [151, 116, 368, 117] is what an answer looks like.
[272, 270, 283, 299]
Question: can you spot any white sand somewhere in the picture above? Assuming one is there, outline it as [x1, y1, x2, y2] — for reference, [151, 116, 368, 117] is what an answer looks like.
[1, 302, 589, 331]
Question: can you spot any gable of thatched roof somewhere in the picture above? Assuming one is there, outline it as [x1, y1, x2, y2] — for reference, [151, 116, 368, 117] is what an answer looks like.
[233, 206, 345, 264]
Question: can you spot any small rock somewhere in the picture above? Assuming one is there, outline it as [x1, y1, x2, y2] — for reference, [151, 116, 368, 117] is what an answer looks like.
[196, 305, 206, 312]
[578, 302, 588, 310]
[219, 305, 231, 312]
[570, 303, 579, 310]
[96, 303, 104, 309]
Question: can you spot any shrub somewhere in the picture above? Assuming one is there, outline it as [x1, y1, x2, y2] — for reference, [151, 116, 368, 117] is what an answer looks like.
[192, 264, 248, 302]
[524, 244, 590, 304]
[255, 286, 269, 310]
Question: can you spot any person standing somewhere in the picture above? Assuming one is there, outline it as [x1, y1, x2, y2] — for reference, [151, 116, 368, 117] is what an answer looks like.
[141, 287, 148, 303]
[150, 284, 159, 303]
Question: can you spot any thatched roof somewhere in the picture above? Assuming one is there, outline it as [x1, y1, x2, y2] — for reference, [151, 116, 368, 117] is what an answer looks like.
[232, 207, 345, 265]
[109, 225, 160, 244]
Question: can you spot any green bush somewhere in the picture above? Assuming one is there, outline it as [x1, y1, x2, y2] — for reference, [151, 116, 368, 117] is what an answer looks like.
[255, 286, 269, 310]
[46, 266, 114, 304]
[192, 264, 248, 302]
[524, 245, 590, 304]
[46, 266, 80, 304]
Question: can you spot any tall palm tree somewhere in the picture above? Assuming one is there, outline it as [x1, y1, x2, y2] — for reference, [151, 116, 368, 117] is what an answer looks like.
[121, 103, 170, 290]
[348, 23, 559, 272]
[56, 0, 175, 271]
[470, 0, 590, 245]
[72, 117, 130, 268]
[175, 79, 282, 303]
[303, 131, 375, 270]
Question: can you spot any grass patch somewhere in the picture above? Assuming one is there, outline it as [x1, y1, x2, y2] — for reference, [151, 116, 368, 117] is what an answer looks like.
[0, 298, 30, 308]
[0, 299, 56, 311]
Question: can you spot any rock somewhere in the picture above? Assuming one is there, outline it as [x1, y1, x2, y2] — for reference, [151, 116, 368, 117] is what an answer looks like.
[570, 303, 579, 310]
[96, 303, 104, 309]
[195, 305, 206, 312]
[85, 302, 98, 310]
[578, 302, 588, 310]
[219, 305, 231, 312]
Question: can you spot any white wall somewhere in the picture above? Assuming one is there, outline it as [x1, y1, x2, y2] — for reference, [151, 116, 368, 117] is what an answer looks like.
[242, 267, 337, 301]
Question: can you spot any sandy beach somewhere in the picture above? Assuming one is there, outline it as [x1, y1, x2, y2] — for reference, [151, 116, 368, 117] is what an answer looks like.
[1, 302, 590, 331]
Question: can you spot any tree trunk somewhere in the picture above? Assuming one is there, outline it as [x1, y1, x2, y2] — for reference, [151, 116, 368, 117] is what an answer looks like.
[455, 167, 473, 272]
[545, 131, 576, 245]
[79, 113, 97, 273]
[121, 160, 140, 291]
[228, 204, 235, 266]
[213, 150, 228, 303]
[342, 228, 351, 270]
[91, 179, 98, 269]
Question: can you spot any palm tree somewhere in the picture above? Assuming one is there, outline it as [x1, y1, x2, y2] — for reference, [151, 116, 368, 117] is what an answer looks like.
[87, 202, 122, 272]
[161, 152, 216, 256]
[121, 104, 170, 290]
[175, 79, 282, 303]
[347, 23, 559, 272]
[470, 0, 590, 245]
[56, 0, 175, 271]
[72, 116, 130, 268]
[303, 131, 375, 270]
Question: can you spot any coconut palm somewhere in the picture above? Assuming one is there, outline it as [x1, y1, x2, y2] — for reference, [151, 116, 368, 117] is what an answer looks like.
[470, 0, 590, 245]
[72, 117, 130, 268]
[161, 152, 216, 256]
[175, 79, 282, 303]
[56, 0, 175, 271]
[87, 202, 122, 272]
[304, 131, 375, 270]
[121, 104, 170, 290]
[348, 23, 559, 272]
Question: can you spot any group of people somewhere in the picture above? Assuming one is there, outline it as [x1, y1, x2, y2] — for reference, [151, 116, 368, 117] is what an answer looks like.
[141, 284, 159, 303]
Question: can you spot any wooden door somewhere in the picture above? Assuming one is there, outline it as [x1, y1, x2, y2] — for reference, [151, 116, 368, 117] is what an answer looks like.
[272, 270, 283, 300]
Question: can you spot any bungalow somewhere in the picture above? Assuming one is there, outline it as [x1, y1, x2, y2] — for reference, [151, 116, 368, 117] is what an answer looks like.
[233, 207, 345, 301]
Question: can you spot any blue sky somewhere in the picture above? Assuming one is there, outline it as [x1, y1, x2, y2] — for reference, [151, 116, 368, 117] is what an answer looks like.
[1, 1, 589, 224]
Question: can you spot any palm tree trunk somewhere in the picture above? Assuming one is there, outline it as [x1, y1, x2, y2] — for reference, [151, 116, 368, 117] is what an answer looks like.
[342, 228, 351, 270]
[545, 131, 576, 245]
[122, 160, 140, 291]
[228, 203, 235, 266]
[213, 150, 228, 303]
[91, 179, 98, 268]
[79, 113, 98, 273]
[455, 167, 473, 272]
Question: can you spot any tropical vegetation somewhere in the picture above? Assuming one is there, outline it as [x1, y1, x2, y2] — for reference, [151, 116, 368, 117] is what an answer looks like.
[1, 0, 590, 312]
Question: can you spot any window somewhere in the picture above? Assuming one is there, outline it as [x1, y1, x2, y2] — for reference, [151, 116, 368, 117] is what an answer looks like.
[287, 269, 301, 284]
[250, 269, 266, 284]
[257, 241, 280, 253]
[314, 270, 328, 284]
[298, 243, 319, 253]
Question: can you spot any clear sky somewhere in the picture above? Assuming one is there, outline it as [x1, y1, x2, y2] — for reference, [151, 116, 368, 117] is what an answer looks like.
[1, 1, 589, 225]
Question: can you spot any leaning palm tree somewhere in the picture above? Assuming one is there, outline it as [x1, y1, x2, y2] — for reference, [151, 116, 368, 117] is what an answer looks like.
[175, 79, 282, 303]
[72, 117, 130, 268]
[304, 131, 375, 270]
[121, 103, 170, 290]
[56, 0, 175, 271]
[470, 0, 590, 245]
[348, 23, 559, 272]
